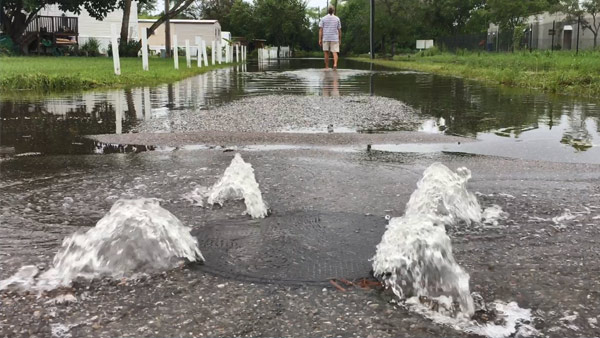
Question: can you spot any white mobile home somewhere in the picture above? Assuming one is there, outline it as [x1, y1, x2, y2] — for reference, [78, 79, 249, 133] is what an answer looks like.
[138, 19, 221, 54]
[38, 2, 139, 53]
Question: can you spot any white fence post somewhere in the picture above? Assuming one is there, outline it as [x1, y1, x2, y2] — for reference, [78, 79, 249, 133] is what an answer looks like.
[110, 24, 121, 75]
[141, 28, 149, 71]
[212, 40, 216, 65]
[202, 40, 209, 67]
[173, 35, 179, 70]
[185, 39, 191, 68]
[236, 44, 239, 63]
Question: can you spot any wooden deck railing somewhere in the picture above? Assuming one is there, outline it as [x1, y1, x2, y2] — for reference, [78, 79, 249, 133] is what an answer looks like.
[25, 15, 78, 35]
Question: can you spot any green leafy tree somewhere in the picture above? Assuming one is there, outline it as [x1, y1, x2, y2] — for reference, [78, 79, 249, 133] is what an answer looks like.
[420, 0, 487, 36]
[336, 0, 369, 54]
[253, 0, 309, 54]
[486, 0, 557, 32]
[581, 0, 600, 47]
[196, 0, 236, 29]
[228, 0, 257, 40]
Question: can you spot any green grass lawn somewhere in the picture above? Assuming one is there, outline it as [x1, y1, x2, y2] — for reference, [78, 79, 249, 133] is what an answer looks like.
[351, 50, 600, 97]
[0, 56, 232, 92]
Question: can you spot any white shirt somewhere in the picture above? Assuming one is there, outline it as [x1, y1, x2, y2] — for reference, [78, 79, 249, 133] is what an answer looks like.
[319, 14, 341, 42]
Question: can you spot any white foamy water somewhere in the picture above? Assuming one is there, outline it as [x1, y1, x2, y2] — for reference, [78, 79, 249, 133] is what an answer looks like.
[1, 199, 204, 291]
[182, 185, 209, 207]
[372, 163, 532, 337]
[207, 153, 269, 219]
[419, 117, 447, 134]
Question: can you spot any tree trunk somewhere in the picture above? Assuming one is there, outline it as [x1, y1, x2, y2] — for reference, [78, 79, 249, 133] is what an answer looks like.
[165, 0, 171, 57]
[3, 6, 42, 52]
[120, 0, 132, 45]
[145, 0, 195, 38]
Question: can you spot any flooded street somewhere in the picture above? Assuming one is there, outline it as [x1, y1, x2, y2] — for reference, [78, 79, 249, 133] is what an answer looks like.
[1, 59, 600, 338]
[2, 59, 599, 161]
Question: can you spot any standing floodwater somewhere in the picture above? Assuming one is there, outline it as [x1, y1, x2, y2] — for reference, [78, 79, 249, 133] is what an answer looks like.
[1, 59, 599, 162]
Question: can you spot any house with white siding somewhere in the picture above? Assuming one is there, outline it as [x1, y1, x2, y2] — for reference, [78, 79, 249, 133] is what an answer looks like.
[38, 2, 139, 53]
[138, 19, 221, 54]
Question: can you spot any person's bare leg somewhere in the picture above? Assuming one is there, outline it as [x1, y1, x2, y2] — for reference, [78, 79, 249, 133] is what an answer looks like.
[324, 51, 330, 69]
[333, 52, 338, 69]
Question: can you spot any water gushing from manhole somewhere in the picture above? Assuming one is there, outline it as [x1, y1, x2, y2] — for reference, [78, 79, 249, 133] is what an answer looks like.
[0, 198, 203, 291]
[206, 153, 269, 219]
[372, 163, 536, 337]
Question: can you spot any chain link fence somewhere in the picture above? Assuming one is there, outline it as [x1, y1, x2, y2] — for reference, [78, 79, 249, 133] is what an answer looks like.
[437, 22, 598, 52]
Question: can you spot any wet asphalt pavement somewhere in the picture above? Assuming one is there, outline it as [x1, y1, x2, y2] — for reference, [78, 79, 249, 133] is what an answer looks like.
[2, 60, 600, 338]
[1, 148, 600, 338]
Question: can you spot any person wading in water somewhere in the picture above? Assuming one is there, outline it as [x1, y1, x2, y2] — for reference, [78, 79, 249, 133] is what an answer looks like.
[319, 6, 342, 70]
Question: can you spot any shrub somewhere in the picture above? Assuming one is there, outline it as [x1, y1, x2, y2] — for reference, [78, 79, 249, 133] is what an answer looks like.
[417, 46, 441, 57]
[80, 38, 101, 56]
[0, 36, 15, 56]
[108, 39, 141, 57]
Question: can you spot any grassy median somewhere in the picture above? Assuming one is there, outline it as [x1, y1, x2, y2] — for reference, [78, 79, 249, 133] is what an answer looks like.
[0, 56, 231, 92]
[351, 50, 600, 97]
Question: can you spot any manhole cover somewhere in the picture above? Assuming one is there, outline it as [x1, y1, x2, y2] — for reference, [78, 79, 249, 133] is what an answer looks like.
[191, 211, 386, 284]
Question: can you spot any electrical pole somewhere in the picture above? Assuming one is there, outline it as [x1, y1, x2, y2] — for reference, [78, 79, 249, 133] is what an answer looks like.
[165, 0, 171, 58]
[370, 0, 374, 59]
[529, 24, 533, 53]
[551, 20, 555, 52]
[576, 15, 581, 55]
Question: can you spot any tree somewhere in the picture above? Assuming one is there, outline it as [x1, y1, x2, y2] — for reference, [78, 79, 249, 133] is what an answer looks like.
[253, 0, 309, 55]
[143, 0, 197, 39]
[120, 0, 133, 44]
[196, 0, 236, 28]
[120, 0, 153, 47]
[486, 0, 557, 32]
[420, 0, 487, 36]
[138, 0, 158, 18]
[581, 0, 600, 47]
[377, 0, 419, 55]
[1, 0, 117, 46]
[337, 0, 369, 54]
[228, 0, 257, 40]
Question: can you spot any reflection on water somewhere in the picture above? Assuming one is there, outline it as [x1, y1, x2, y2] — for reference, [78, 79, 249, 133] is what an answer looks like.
[321, 69, 340, 97]
[1, 59, 600, 162]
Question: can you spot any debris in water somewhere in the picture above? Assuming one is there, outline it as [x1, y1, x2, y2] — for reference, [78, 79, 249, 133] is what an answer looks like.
[372, 163, 532, 337]
[207, 153, 269, 219]
[1, 198, 204, 291]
